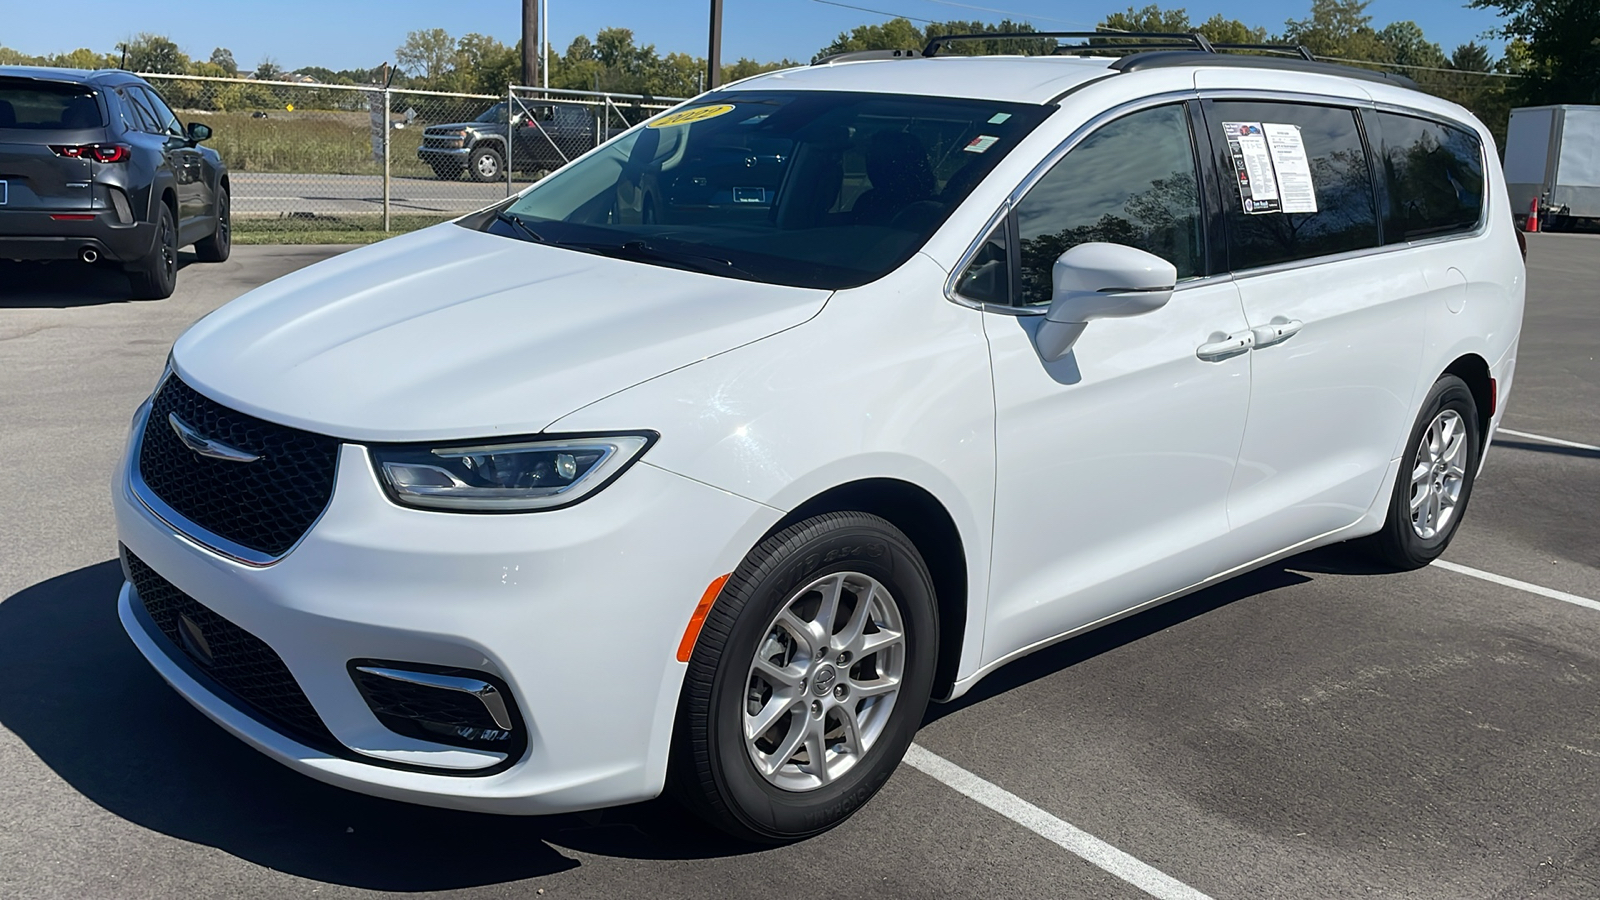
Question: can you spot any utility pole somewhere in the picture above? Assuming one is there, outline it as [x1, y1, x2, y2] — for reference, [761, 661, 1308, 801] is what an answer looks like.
[707, 0, 723, 90]
[522, 0, 540, 88]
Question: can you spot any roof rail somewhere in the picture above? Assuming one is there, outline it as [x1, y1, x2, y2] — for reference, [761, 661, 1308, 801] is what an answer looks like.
[922, 31, 1210, 58]
[1207, 43, 1316, 61]
[1110, 50, 1419, 89]
[812, 49, 921, 65]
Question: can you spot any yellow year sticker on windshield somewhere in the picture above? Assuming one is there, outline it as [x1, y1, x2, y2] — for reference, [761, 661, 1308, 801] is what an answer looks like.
[647, 104, 736, 128]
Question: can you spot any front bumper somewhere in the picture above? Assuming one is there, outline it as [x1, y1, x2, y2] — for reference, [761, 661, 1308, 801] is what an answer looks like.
[113, 410, 780, 814]
[0, 208, 154, 263]
[418, 146, 470, 160]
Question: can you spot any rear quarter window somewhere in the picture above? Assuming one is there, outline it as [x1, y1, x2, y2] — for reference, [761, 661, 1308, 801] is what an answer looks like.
[1375, 112, 1484, 241]
[0, 82, 105, 129]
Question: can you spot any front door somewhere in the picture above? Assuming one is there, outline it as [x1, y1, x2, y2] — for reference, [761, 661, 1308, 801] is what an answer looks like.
[973, 101, 1253, 663]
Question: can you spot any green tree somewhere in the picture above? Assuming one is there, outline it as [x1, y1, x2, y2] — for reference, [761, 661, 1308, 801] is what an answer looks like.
[396, 27, 457, 84]
[122, 33, 189, 73]
[1195, 14, 1269, 45]
[1101, 5, 1192, 33]
[1378, 21, 1445, 68]
[816, 17, 926, 58]
[254, 57, 285, 80]
[1469, 0, 1600, 103]
[1281, 0, 1395, 63]
[1450, 41, 1493, 71]
[208, 47, 238, 76]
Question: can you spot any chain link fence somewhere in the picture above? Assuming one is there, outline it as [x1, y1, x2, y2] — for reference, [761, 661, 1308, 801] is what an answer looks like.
[140, 73, 683, 242]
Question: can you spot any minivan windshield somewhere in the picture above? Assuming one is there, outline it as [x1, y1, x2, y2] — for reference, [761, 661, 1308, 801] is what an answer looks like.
[478, 91, 1053, 289]
[0, 80, 105, 130]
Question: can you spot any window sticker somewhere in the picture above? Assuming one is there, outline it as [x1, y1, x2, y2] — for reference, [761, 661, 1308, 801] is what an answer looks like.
[1262, 123, 1318, 214]
[964, 134, 1000, 153]
[1224, 122, 1280, 214]
[647, 104, 736, 128]
[987, 112, 1012, 124]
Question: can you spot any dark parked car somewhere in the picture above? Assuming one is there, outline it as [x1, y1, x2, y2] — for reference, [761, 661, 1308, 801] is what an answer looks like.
[0, 67, 229, 299]
[418, 100, 625, 182]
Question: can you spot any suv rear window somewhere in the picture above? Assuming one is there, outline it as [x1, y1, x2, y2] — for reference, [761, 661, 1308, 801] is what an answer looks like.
[0, 81, 105, 129]
[1375, 112, 1484, 241]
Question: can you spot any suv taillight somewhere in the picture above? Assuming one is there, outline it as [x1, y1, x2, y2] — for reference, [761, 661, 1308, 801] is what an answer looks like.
[49, 144, 131, 163]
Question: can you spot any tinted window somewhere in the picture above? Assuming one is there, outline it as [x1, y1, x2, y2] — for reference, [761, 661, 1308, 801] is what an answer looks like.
[490, 91, 1053, 290]
[1376, 112, 1484, 241]
[1013, 103, 1202, 306]
[955, 220, 1010, 305]
[1209, 101, 1379, 270]
[0, 81, 104, 129]
[121, 88, 164, 134]
[138, 86, 184, 136]
[115, 88, 156, 131]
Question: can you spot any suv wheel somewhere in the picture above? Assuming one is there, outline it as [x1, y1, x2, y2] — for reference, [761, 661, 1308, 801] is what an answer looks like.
[128, 204, 178, 300]
[670, 512, 938, 843]
[1365, 374, 1481, 569]
[469, 145, 504, 182]
[193, 187, 231, 263]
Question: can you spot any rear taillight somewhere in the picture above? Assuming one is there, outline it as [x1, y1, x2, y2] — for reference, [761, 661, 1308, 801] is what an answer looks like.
[49, 144, 131, 163]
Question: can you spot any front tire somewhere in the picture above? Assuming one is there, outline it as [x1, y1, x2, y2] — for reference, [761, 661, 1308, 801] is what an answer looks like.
[469, 145, 504, 182]
[1366, 374, 1481, 569]
[670, 512, 938, 843]
[193, 187, 231, 263]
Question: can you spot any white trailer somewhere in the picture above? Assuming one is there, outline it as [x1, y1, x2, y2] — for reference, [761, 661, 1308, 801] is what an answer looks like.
[1504, 104, 1600, 231]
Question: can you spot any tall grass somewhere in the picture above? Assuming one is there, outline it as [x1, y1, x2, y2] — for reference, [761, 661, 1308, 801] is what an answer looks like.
[199, 110, 435, 177]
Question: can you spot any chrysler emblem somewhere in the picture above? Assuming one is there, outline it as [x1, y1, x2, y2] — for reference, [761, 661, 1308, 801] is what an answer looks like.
[168, 413, 260, 463]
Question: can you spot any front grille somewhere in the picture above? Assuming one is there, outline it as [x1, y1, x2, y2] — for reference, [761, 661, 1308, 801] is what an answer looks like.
[138, 375, 338, 557]
[126, 550, 339, 751]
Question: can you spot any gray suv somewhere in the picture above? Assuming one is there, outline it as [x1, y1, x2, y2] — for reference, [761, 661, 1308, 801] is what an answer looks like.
[0, 67, 230, 299]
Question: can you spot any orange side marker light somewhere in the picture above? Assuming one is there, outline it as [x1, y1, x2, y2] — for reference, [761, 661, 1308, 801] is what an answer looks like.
[677, 574, 732, 662]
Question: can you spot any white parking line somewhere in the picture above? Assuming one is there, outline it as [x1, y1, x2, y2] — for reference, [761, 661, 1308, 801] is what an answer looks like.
[1497, 428, 1600, 452]
[903, 744, 1215, 900]
[1431, 559, 1600, 613]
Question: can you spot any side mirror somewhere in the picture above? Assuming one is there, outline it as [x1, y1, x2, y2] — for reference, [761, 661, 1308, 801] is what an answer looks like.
[1035, 243, 1177, 362]
[186, 122, 212, 143]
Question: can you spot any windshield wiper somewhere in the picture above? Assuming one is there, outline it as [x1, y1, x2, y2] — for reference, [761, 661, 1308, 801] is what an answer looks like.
[556, 239, 753, 279]
[495, 212, 547, 244]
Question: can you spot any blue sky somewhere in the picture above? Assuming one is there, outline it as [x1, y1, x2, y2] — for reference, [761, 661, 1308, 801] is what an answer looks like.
[7, 1, 1507, 72]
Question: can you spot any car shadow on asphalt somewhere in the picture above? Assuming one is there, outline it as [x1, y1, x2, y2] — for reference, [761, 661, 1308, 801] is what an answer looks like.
[0, 255, 196, 308]
[924, 548, 1388, 720]
[0, 561, 762, 891]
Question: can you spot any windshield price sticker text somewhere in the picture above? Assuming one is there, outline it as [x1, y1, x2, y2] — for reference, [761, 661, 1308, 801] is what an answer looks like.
[648, 104, 737, 129]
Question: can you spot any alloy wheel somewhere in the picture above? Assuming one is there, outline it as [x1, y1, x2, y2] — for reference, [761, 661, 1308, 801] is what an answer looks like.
[743, 571, 905, 792]
[1409, 408, 1468, 540]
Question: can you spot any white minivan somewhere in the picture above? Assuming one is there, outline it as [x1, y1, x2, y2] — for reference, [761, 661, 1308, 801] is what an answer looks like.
[113, 35, 1524, 842]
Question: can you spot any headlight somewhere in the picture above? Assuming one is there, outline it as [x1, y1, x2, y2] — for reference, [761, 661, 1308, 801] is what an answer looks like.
[371, 433, 655, 512]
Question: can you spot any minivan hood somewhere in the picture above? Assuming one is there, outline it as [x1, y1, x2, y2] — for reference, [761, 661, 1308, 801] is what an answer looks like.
[173, 225, 830, 441]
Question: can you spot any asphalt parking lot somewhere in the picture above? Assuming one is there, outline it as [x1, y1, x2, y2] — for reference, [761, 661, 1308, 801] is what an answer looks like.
[1, 234, 1597, 899]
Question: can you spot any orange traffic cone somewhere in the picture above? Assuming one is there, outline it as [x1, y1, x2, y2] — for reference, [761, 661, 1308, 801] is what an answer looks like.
[1527, 197, 1540, 233]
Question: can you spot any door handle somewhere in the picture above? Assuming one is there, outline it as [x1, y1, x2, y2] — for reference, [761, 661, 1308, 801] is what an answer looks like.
[1251, 318, 1304, 349]
[1196, 330, 1255, 361]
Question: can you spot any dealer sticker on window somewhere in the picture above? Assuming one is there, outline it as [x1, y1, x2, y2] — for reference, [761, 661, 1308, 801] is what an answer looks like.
[648, 104, 737, 129]
[964, 135, 1000, 153]
[1224, 121, 1318, 215]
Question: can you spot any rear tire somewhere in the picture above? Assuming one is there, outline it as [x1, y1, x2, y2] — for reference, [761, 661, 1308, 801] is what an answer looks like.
[127, 204, 178, 300]
[669, 512, 938, 843]
[1364, 374, 1481, 569]
[469, 145, 504, 183]
[193, 187, 231, 263]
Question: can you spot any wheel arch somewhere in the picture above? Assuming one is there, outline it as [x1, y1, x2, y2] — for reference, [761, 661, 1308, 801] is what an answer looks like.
[759, 478, 968, 702]
[1443, 353, 1493, 447]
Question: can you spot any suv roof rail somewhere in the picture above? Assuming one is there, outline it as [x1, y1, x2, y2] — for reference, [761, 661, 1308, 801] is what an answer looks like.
[1207, 43, 1316, 61]
[813, 49, 921, 65]
[922, 31, 1210, 57]
[1110, 50, 1419, 89]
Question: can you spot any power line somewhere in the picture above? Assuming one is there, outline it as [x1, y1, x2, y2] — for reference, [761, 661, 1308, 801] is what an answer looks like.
[811, 0, 940, 24]
[918, 0, 1094, 28]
